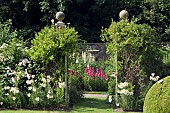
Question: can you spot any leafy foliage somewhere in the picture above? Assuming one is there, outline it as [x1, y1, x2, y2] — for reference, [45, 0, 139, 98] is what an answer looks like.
[0, 0, 169, 42]
[28, 25, 79, 78]
[141, 1, 170, 41]
[101, 19, 164, 110]
[0, 20, 18, 45]
[143, 76, 170, 113]
[0, 24, 65, 108]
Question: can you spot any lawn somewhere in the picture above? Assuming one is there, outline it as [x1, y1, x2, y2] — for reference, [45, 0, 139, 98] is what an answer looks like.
[0, 97, 142, 113]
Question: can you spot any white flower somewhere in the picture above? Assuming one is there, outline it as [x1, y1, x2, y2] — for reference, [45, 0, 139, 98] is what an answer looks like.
[71, 52, 75, 58]
[108, 95, 112, 103]
[24, 47, 28, 52]
[28, 64, 32, 68]
[0, 43, 8, 49]
[0, 102, 3, 105]
[8, 71, 16, 76]
[32, 87, 36, 92]
[118, 82, 129, 89]
[127, 91, 133, 96]
[11, 77, 16, 83]
[35, 97, 39, 101]
[12, 97, 16, 100]
[5, 66, 11, 70]
[40, 83, 46, 87]
[26, 80, 30, 84]
[10, 87, 19, 94]
[117, 90, 121, 94]
[18, 58, 30, 66]
[26, 79, 33, 85]
[4, 86, 10, 90]
[51, 19, 54, 24]
[117, 89, 133, 96]
[150, 73, 159, 81]
[121, 89, 129, 95]
[46, 75, 51, 83]
[18, 62, 22, 66]
[82, 51, 86, 63]
[16, 44, 20, 46]
[0, 54, 4, 62]
[47, 79, 50, 83]
[76, 58, 79, 63]
[42, 78, 46, 82]
[27, 93, 31, 97]
[156, 76, 160, 80]
[5, 93, 9, 96]
[151, 73, 155, 76]
[47, 94, 50, 99]
[50, 95, 53, 99]
[26, 73, 31, 79]
[47, 90, 52, 94]
[47, 94, 53, 99]
[116, 103, 120, 107]
[32, 75, 35, 78]
[47, 75, 51, 79]
[158, 79, 163, 83]
[17, 76, 20, 81]
[58, 82, 66, 88]
[28, 86, 32, 90]
[110, 73, 116, 77]
[92, 56, 95, 62]
[22, 58, 30, 66]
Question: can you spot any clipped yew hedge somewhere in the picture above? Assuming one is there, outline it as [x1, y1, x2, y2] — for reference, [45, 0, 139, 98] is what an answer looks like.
[143, 76, 170, 113]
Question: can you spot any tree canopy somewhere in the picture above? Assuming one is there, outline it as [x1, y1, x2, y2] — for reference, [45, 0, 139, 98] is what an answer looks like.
[0, 0, 169, 42]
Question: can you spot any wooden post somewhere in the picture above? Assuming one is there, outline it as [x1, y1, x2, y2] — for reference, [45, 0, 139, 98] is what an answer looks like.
[65, 55, 69, 107]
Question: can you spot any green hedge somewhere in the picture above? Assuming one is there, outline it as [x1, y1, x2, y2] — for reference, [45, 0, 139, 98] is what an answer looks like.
[143, 76, 170, 113]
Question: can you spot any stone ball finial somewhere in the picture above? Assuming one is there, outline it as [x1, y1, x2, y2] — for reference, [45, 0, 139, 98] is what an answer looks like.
[56, 11, 65, 21]
[119, 10, 129, 19]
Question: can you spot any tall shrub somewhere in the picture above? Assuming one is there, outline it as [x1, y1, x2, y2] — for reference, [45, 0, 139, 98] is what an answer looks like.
[28, 25, 81, 104]
[101, 19, 163, 111]
[28, 25, 79, 76]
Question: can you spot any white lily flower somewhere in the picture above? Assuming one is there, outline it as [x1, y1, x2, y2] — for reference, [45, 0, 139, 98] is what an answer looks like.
[108, 95, 112, 103]
[27, 93, 31, 97]
[12, 97, 16, 100]
[58, 82, 66, 88]
[35, 97, 39, 101]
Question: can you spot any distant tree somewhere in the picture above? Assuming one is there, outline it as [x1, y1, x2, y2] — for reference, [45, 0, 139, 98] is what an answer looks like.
[139, 0, 170, 41]
[0, 0, 169, 42]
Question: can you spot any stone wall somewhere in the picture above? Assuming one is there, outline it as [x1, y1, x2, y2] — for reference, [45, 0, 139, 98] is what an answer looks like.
[79, 43, 109, 61]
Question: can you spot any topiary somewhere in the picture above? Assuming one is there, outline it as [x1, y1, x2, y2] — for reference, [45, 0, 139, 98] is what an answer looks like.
[143, 76, 170, 113]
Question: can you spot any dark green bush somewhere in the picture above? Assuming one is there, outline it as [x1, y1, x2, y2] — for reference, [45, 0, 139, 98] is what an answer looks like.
[143, 76, 170, 113]
[69, 86, 83, 104]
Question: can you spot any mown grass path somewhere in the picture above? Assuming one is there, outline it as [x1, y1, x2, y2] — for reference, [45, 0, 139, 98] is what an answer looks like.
[71, 92, 142, 113]
[71, 92, 113, 113]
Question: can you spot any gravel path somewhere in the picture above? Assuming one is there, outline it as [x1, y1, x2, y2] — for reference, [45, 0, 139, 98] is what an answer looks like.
[83, 93, 108, 99]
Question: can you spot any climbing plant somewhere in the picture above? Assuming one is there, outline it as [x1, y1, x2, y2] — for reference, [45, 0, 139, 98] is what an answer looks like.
[101, 19, 164, 110]
[28, 25, 79, 76]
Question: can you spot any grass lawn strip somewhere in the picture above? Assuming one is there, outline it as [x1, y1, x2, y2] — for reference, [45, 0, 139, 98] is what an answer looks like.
[0, 92, 142, 113]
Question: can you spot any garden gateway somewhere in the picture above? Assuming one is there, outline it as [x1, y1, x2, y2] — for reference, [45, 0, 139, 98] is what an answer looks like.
[0, 1, 170, 113]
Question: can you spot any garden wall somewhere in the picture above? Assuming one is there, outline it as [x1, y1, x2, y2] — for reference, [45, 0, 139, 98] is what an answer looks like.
[79, 43, 109, 61]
